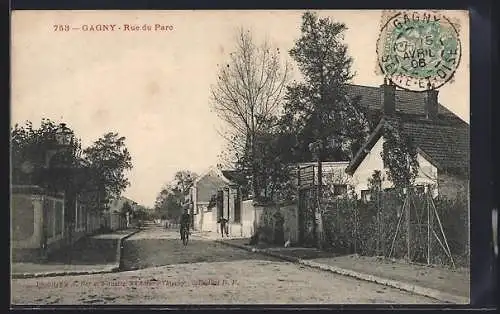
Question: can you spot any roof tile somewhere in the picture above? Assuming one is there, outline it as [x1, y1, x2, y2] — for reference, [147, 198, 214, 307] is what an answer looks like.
[345, 84, 464, 123]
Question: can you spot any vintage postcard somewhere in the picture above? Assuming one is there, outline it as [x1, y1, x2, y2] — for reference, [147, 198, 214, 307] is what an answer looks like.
[10, 10, 470, 305]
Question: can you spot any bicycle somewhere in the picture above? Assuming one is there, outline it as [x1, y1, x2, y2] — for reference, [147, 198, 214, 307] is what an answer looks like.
[181, 227, 189, 246]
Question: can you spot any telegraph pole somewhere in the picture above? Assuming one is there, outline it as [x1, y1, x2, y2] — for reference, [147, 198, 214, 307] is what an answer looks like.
[309, 140, 323, 249]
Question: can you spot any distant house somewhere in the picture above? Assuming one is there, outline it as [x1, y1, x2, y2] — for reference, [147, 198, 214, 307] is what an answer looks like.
[108, 197, 129, 214]
[107, 196, 138, 230]
[345, 81, 470, 200]
[190, 167, 255, 237]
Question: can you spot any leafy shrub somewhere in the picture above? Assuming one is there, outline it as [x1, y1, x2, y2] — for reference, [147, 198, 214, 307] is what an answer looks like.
[319, 187, 469, 268]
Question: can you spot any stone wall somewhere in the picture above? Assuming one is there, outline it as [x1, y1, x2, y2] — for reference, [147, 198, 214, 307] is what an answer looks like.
[11, 193, 44, 262]
[254, 202, 299, 245]
[11, 186, 112, 262]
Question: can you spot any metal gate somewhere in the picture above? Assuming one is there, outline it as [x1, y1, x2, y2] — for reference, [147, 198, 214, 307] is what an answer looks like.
[297, 165, 317, 246]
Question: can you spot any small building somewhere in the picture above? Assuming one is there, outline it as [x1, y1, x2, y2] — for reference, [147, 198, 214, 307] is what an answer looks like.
[106, 196, 131, 230]
[190, 167, 255, 237]
[345, 81, 469, 200]
[293, 161, 351, 197]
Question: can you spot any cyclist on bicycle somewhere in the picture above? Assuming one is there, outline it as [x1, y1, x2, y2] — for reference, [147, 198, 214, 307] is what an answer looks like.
[180, 207, 191, 240]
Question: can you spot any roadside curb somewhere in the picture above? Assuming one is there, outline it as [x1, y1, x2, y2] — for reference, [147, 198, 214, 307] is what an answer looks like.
[11, 267, 117, 279]
[116, 229, 143, 271]
[215, 239, 469, 304]
[11, 229, 142, 279]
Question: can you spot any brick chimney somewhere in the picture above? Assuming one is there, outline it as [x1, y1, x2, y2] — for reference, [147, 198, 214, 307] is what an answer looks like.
[425, 83, 439, 119]
[381, 77, 396, 115]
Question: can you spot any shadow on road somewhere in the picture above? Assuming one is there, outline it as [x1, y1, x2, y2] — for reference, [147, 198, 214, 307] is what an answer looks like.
[222, 238, 342, 260]
[121, 238, 278, 271]
[265, 248, 341, 260]
[45, 238, 117, 265]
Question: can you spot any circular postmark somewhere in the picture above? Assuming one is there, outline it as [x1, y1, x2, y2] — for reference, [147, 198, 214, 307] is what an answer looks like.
[376, 10, 461, 91]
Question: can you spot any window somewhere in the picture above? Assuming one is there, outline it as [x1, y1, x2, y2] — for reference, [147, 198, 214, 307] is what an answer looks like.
[361, 190, 371, 202]
[333, 184, 348, 196]
[234, 189, 241, 223]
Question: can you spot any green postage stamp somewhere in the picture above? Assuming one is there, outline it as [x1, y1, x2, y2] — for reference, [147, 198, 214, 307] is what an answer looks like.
[376, 10, 462, 91]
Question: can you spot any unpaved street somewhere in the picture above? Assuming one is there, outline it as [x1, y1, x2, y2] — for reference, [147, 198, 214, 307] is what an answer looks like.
[11, 227, 439, 305]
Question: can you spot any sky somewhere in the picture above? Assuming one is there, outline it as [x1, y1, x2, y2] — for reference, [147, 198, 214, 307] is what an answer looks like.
[11, 10, 469, 208]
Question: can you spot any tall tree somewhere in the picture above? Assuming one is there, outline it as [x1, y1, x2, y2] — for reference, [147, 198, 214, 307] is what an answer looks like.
[154, 170, 197, 220]
[11, 118, 82, 189]
[283, 12, 368, 162]
[171, 170, 197, 196]
[82, 132, 133, 210]
[210, 28, 291, 196]
[250, 116, 296, 202]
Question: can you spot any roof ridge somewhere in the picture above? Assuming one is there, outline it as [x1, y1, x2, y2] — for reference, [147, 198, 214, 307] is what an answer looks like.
[399, 115, 470, 127]
[347, 83, 427, 94]
[194, 166, 236, 186]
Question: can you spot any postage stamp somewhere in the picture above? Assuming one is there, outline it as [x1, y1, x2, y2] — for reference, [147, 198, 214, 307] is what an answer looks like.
[376, 10, 462, 91]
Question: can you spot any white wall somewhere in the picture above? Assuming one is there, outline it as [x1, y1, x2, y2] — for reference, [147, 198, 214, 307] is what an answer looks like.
[350, 136, 438, 197]
[11, 194, 44, 249]
[229, 200, 257, 238]
[11, 194, 67, 249]
[109, 212, 121, 231]
[202, 206, 216, 232]
[241, 200, 256, 237]
[45, 196, 65, 245]
[194, 203, 218, 232]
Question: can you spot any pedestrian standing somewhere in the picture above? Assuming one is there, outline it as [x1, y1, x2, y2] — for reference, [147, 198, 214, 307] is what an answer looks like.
[218, 217, 229, 238]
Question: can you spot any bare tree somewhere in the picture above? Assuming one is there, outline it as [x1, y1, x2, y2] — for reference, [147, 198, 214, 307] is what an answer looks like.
[210, 28, 291, 196]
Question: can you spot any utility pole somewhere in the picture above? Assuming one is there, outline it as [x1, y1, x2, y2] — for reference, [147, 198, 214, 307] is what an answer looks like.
[309, 140, 323, 249]
[406, 187, 411, 262]
[405, 154, 411, 262]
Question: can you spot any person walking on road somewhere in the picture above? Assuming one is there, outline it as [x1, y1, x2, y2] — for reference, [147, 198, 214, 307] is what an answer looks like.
[218, 217, 229, 238]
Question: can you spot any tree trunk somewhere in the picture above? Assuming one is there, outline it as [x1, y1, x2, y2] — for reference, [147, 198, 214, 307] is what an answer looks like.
[250, 107, 257, 199]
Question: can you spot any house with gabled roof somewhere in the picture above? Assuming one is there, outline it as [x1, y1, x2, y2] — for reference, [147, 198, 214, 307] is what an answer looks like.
[344, 80, 469, 200]
[190, 166, 254, 236]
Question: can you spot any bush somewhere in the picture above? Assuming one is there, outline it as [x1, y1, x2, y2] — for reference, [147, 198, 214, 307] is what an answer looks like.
[431, 196, 469, 267]
[319, 188, 469, 268]
[258, 210, 274, 243]
[322, 198, 358, 253]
